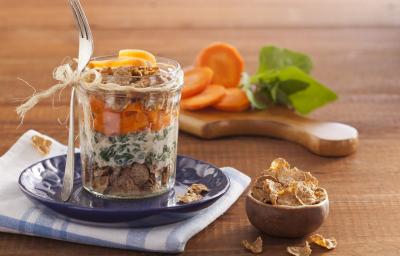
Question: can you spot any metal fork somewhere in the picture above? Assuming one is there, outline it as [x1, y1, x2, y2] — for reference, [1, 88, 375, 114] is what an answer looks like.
[61, 0, 94, 201]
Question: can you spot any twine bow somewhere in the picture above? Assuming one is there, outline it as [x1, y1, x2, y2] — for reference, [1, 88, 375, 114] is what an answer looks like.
[16, 63, 101, 122]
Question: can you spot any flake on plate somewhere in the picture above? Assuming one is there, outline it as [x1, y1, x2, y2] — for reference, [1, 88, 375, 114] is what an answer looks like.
[188, 183, 209, 194]
[287, 241, 312, 256]
[178, 192, 203, 204]
[31, 135, 52, 155]
[242, 236, 263, 254]
[308, 234, 337, 250]
[178, 183, 209, 204]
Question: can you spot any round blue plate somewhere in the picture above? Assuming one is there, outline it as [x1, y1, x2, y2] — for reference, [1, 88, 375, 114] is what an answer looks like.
[18, 154, 230, 227]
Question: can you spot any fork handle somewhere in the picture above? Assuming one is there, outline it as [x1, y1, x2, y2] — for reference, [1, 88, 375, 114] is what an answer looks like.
[61, 87, 76, 201]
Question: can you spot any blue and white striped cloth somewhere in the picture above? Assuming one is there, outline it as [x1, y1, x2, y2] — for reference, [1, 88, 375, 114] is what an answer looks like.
[0, 130, 250, 253]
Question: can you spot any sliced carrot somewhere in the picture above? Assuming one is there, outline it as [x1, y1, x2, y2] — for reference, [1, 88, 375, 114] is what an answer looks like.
[195, 42, 244, 88]
[181, 84, 226, 110]
[212, 88, 250, 112]
[182, 67, 213, 99]
[88, 57, 148, 69]
[120, 110, 148, 134]
[118, 49, 157, 66]
[147, 110, 173, 131]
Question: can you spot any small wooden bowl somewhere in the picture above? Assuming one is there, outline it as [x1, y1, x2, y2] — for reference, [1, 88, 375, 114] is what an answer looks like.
[245, 190, 329, 238]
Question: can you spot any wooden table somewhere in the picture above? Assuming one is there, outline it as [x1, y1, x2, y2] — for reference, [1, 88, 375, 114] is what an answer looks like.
[1, 0, 400, 255]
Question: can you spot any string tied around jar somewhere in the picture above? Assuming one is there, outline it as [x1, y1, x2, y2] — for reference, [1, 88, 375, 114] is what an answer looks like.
[16, 60, 102, 124]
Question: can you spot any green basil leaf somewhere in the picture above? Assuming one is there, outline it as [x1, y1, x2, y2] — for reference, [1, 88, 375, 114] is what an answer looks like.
[278, 79, 309, 95]
[277, 66, 337, 114]
[258, 46, 313, 74]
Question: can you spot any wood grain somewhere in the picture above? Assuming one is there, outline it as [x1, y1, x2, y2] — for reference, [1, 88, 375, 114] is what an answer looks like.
[179, 107, 358, 156]
[1, 0, 400, 255]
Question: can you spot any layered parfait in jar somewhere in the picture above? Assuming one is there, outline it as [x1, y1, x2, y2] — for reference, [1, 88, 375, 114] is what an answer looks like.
[77, 49, 183, 199]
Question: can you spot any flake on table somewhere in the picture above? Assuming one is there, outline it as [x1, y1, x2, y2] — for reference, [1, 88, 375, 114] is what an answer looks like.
[242, 236, 263, 254]
[31, 135, 52, 155]
[287, 241, 312, 256]
[308, 234, 337, 250]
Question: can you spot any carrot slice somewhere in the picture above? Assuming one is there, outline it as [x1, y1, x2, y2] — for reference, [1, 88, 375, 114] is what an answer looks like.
[213, 88, 250, 112]
[181, 84, 226, 110]
[88, 57, 147, 69]
[196, 42, 244, 88]
[182, 67, 213, 99]
[147, 110, 173, 131]
[118, 49, 157, 66]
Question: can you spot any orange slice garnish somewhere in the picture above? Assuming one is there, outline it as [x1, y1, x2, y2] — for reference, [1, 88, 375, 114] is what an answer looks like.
[118, 49, 157, 66]
[88, 57, 148, 69]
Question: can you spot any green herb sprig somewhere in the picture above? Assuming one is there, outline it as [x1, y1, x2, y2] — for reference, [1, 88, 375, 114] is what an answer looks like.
[241, 46, 337, 114]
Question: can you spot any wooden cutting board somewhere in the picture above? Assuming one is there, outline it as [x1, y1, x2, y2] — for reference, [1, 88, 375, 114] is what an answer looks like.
[179, 107, 358, 157]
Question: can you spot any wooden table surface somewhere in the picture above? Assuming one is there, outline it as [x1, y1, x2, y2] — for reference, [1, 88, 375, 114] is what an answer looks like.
[1, 0, 400, 255]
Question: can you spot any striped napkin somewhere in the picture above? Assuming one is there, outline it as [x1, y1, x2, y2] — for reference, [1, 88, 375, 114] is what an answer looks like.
[0, 130, 250, 253]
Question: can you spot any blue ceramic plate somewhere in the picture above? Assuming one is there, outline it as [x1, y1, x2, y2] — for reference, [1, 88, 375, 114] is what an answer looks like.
[18, 154, 230, 227]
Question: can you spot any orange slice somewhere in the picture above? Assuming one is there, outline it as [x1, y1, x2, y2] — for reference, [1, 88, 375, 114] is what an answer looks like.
[196, 42, 244, 88]
[118, 49, 157, 66]
[182, 67, 213, 99]
[181, 84, 226, 110]
[88, 57, 147, 69]
[212, 88, 250, 112]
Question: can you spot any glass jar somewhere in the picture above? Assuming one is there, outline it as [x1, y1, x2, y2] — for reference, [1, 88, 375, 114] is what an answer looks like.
[76, 56, 183, 199]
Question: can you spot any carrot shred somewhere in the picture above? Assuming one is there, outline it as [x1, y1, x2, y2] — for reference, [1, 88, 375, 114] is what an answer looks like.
[212, 88, 250, 112]
[182, 67, 213, 99]
[181, 84, 226, 110]
[196, 42, 244, 88]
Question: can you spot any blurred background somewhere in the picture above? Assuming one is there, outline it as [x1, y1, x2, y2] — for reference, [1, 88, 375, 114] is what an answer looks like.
[0, 0, 399, 146]
[1, 1, 400, 254]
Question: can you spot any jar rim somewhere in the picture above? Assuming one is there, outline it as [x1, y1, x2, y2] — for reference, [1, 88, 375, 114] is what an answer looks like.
[79, 55, 183, 95]
[90, 55, 182, 78]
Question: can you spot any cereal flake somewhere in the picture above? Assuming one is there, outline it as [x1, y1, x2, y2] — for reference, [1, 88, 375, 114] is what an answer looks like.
[287, 241, 312, 256]
[31, 135, 52, 155]
[242, 236, 263, 254]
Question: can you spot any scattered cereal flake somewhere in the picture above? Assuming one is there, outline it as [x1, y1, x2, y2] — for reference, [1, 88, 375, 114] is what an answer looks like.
[31, 135, 52, 155]
[178, 192, 202, 204]
[287, 241, 312, 256]
[242, 236, 263, 254]
[188, 183, 209, 194]
[309, 234, 337, 250]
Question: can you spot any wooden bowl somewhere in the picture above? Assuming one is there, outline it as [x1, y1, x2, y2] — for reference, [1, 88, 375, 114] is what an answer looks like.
[245, 190, 329, 238]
